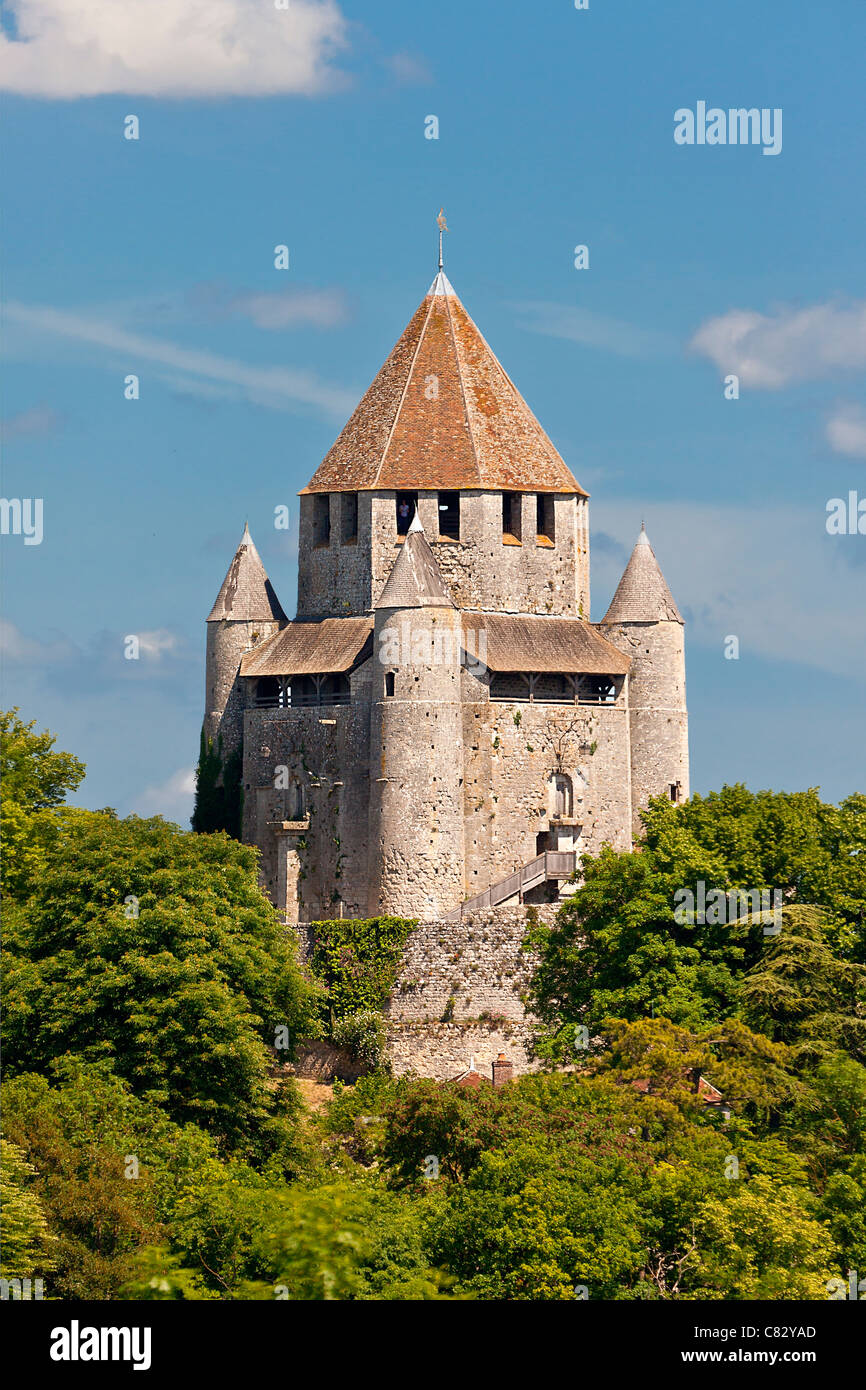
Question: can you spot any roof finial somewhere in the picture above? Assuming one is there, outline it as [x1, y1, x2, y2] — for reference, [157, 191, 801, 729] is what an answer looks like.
[437, 207, 448, 270]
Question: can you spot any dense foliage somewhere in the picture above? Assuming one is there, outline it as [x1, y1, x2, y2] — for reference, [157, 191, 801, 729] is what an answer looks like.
[311, 916, 415, 1020]
[2, 716, 320, 1165]
[2, 717, 864, 1301]
[527, 786, 866, 1051]
[191, 730, 243, 838]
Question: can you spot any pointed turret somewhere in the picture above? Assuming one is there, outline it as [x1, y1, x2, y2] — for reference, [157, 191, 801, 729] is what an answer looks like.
[207, 523, 286, 623]
[602, 526, 682, 625]
[368, 513, 465, 917]
[375, 513, 456, 610]
[203, 525, 286, 761]
[600, 525, 688, 835]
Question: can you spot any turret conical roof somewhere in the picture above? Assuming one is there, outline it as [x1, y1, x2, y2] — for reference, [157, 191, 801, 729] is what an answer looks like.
[302, 270, 586, 497]
[601, 526, 683, 624]
[375, 513, 456, 610]
[207, 524, 287, 623]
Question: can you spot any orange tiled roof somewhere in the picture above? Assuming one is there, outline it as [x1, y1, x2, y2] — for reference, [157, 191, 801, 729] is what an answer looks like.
[301, 272, 587, 497]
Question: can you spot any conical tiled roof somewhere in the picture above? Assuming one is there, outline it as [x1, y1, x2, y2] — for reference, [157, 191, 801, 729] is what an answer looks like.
[601, 526, 683, 624]
[302, 272, 586, 496]
[207, 524, 287, 623]
[375, 513, 456, 609]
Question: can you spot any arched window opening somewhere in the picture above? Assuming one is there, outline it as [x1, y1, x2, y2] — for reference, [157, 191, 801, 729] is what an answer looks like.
[550, 772, 573, 820]
[290, 781, 305, 820]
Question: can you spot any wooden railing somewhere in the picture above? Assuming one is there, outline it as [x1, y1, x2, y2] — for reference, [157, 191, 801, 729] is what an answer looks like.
[458, 850, 577, 915]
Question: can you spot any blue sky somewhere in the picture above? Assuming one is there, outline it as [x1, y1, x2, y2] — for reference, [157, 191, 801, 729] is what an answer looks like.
[2, 0, 864, 821]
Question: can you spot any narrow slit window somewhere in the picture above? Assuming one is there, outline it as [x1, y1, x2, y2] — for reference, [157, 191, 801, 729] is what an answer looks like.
[385, 671, 396, 697]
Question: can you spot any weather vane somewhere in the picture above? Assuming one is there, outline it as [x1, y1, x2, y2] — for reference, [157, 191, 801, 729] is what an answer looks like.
[437, 208, 448, 270]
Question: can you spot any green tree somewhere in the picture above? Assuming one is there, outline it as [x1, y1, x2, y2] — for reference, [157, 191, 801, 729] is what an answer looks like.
[0, 708, 85, 899]
[0, 1138, 56, 1282]
[529, 786, 866, 1054]
[740, 907, 866, 1062]
[192, 731, 242, 838]
[3, 808, 321, 1159]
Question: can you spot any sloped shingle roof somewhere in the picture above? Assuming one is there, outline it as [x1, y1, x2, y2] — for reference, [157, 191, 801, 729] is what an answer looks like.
[375, 513, 456, 610]
[601, 527, 683, 625]
[301, 272, 586, 497]
[461, 613, 630, 674]
[239, 617, 373, 677]
[207, 524, 286, 623]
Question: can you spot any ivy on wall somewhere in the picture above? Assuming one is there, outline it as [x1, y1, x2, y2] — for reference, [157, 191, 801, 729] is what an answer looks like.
[311, 916, 416, 1023]
[191, 730, 243, 839]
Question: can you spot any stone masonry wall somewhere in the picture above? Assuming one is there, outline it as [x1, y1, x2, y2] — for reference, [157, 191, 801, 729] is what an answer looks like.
[460, 667, 632, 896]
[242, 658, 373, 918]
[295, 490, 590, 621]
[383, 905, 558, 1078]
[601, 620, 689, 835]
[291, 906, 557, 1080]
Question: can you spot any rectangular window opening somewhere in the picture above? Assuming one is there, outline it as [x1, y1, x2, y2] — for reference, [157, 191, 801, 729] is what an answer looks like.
[313, 494, 331, 548]
[437, 491, 460, 539]
[502, 492, 522, 543]
[341, 492, 358, 544]
[536, 493, 555, 544]
[396, 491, 417, 535]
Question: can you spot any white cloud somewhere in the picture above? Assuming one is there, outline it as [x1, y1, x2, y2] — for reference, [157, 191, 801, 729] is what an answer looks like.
[0, 619, 75, 665]
[590, 500, 866, 683]
[826, 403, 866, 459]
[1, 403, 62, 440]
[383, 51, 432, 86]
[135, 766, 196, 823]
[135, 630, 180, 660]
[515, 302, 676, 359]
[0, 0, 348, 99]
[690, 299, 866, 388]
[5, 302, 357, 417]
[227, 287, 350, 330]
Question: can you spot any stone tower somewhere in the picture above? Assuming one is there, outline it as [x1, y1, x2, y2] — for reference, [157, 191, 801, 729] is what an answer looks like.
[200, 248, 692, 1077]
[202, 255, 689, 929]
[204, 523, 286, 761]
[368, 512, 465, 917]
[600, 525, 689, 832]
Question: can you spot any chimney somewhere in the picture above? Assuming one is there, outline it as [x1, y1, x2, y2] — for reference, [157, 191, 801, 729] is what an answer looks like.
[491, 1052, 513, 1088]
